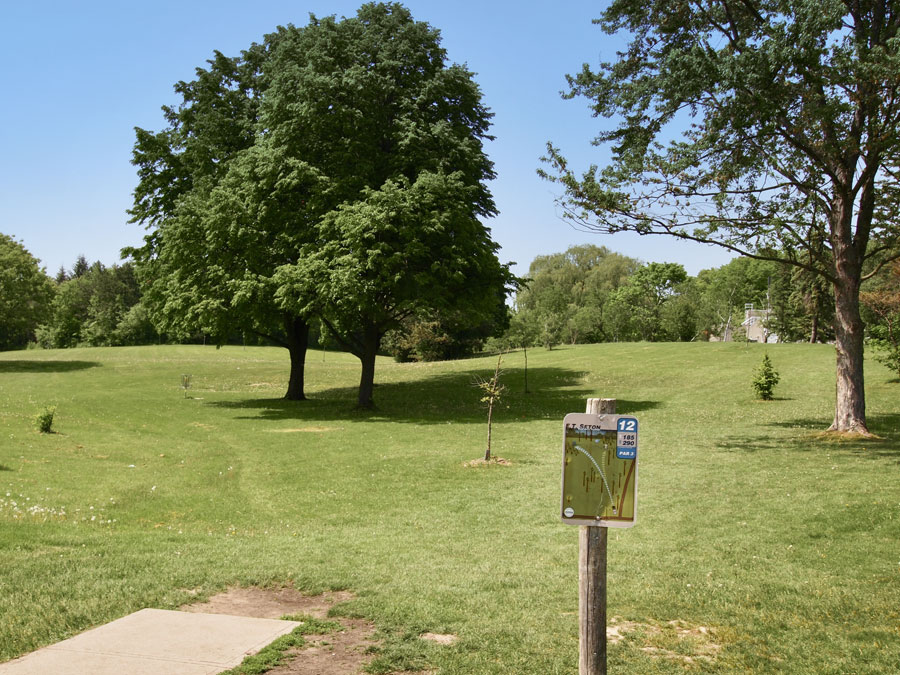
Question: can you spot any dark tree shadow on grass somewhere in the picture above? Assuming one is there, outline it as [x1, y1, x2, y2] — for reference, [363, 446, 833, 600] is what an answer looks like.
[716, 413, 900, 462]
[0, 360, 101, 373]
[206, 366, 661, 425]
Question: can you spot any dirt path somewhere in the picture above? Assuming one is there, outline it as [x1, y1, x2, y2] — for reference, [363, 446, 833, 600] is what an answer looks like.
[181, 586, 380, 674]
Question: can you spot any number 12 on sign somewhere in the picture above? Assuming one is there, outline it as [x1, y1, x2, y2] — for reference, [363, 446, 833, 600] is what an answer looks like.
[616, 417, 637, 459]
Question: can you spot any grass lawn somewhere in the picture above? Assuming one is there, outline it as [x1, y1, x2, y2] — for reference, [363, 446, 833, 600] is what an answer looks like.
[0, 342, 898, 673]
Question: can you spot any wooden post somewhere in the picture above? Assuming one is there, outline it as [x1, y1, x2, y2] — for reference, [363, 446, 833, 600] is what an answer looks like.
[579, 397, 615, 675]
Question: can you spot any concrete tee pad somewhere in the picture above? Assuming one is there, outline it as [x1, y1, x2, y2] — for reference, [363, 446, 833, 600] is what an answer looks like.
[0, 608, 300, 674]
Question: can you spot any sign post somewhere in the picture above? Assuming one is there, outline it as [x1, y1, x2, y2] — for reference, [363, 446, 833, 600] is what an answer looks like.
[561, 398, 638, 675]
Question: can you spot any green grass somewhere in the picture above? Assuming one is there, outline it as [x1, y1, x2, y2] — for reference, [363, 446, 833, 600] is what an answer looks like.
[0, 342, 898, 673]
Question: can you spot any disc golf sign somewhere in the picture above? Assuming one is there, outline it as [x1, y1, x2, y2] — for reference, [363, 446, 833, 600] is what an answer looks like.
[561, 413, 638, 527]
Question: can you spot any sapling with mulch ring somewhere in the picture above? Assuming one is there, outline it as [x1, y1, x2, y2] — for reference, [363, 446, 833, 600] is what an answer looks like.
[476, 354, 505, 461]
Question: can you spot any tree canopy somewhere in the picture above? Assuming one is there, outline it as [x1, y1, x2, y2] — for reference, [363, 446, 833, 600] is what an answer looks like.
[128, 2, 513, 405]
[543, 0, 900, 432]
[514, 244, 639, 346]
[0, 234, 53, 351]
[259, 3, 513, 406]
[36, 261, 146, 349]
[605, 262, 689, 341]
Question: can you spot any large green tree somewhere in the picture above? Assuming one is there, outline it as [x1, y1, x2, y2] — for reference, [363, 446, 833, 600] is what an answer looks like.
[277, 175, 513, 406]
[129, 3, 512, 406]
[544, 0, 900, 432]
[264, 4, 513, 407]
[0, 234, 53, 351]
[125, 42, 317, 392]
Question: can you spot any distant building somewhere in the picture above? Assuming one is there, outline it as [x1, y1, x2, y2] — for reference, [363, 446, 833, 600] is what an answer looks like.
[741, 304, 778, 343]
[710, 303, 779, 343]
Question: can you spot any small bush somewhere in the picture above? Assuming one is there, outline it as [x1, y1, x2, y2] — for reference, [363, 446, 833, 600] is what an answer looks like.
[33, 406, 57, 433]
[751, 354, 780, 400]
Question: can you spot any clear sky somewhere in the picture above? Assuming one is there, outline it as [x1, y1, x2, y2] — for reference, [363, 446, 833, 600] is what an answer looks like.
[0, 1, 734, 280]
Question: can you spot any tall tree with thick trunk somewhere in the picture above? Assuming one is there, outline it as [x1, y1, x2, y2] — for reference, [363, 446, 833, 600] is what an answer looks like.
[543, 0, 900, 433]
[276, 173, 515, 408]
[265, 3, 515, 408]
[128, 3, 513, 406]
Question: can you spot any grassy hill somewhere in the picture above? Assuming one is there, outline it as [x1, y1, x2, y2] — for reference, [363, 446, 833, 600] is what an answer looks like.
[1, 343, 898, 673]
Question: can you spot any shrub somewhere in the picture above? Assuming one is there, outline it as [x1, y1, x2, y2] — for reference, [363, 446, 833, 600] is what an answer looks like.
[751, 354, 780, 400]
[33, 406, 57, 433]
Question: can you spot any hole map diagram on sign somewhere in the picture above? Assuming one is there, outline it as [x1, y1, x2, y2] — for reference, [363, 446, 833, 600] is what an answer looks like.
[561, 414, 637, 527]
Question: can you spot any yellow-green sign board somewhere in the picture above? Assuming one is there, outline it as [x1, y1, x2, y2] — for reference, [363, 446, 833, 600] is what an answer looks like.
[561, 413, 638, 527]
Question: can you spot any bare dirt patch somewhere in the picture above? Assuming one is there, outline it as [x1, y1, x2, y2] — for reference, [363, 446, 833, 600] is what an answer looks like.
[180, 587, 382, 673]
[420, 633, 458, 646]
[268, 618, 378, 675]
[180, 586, 354, 619]
[607, 616, 722, 665]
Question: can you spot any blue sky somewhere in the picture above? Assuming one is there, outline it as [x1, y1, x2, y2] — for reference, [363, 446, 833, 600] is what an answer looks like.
[1, 1, 734, 280]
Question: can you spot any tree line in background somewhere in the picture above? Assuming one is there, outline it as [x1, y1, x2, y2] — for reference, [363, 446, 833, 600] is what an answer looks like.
[4, 235, 899, 383]
[496, 244, 837, 349]
[0, 245, 159, 351]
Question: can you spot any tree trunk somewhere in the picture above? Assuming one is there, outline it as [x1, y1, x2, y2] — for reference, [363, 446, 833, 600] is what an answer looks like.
[523, 345, 529, 394]
[356, 324, 380, 409]
[484, 402, 493, 461]
[809, 312, 819, 344]
[829, 262, 868, 433]
[284, 316, 309, 401]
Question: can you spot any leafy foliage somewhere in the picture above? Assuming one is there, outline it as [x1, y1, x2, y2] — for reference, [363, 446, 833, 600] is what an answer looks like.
[500, 247, 840, 347]
[384, 307, 504, 363]
[605, 262, 688, 341]
[0, 234, 53, 351]
[276, 173, 513, 379]
[35, 260, 150, 349]
[513, 244, 640, 347]
[32, 406, 56, 433]
[128, 3, 513, 406]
